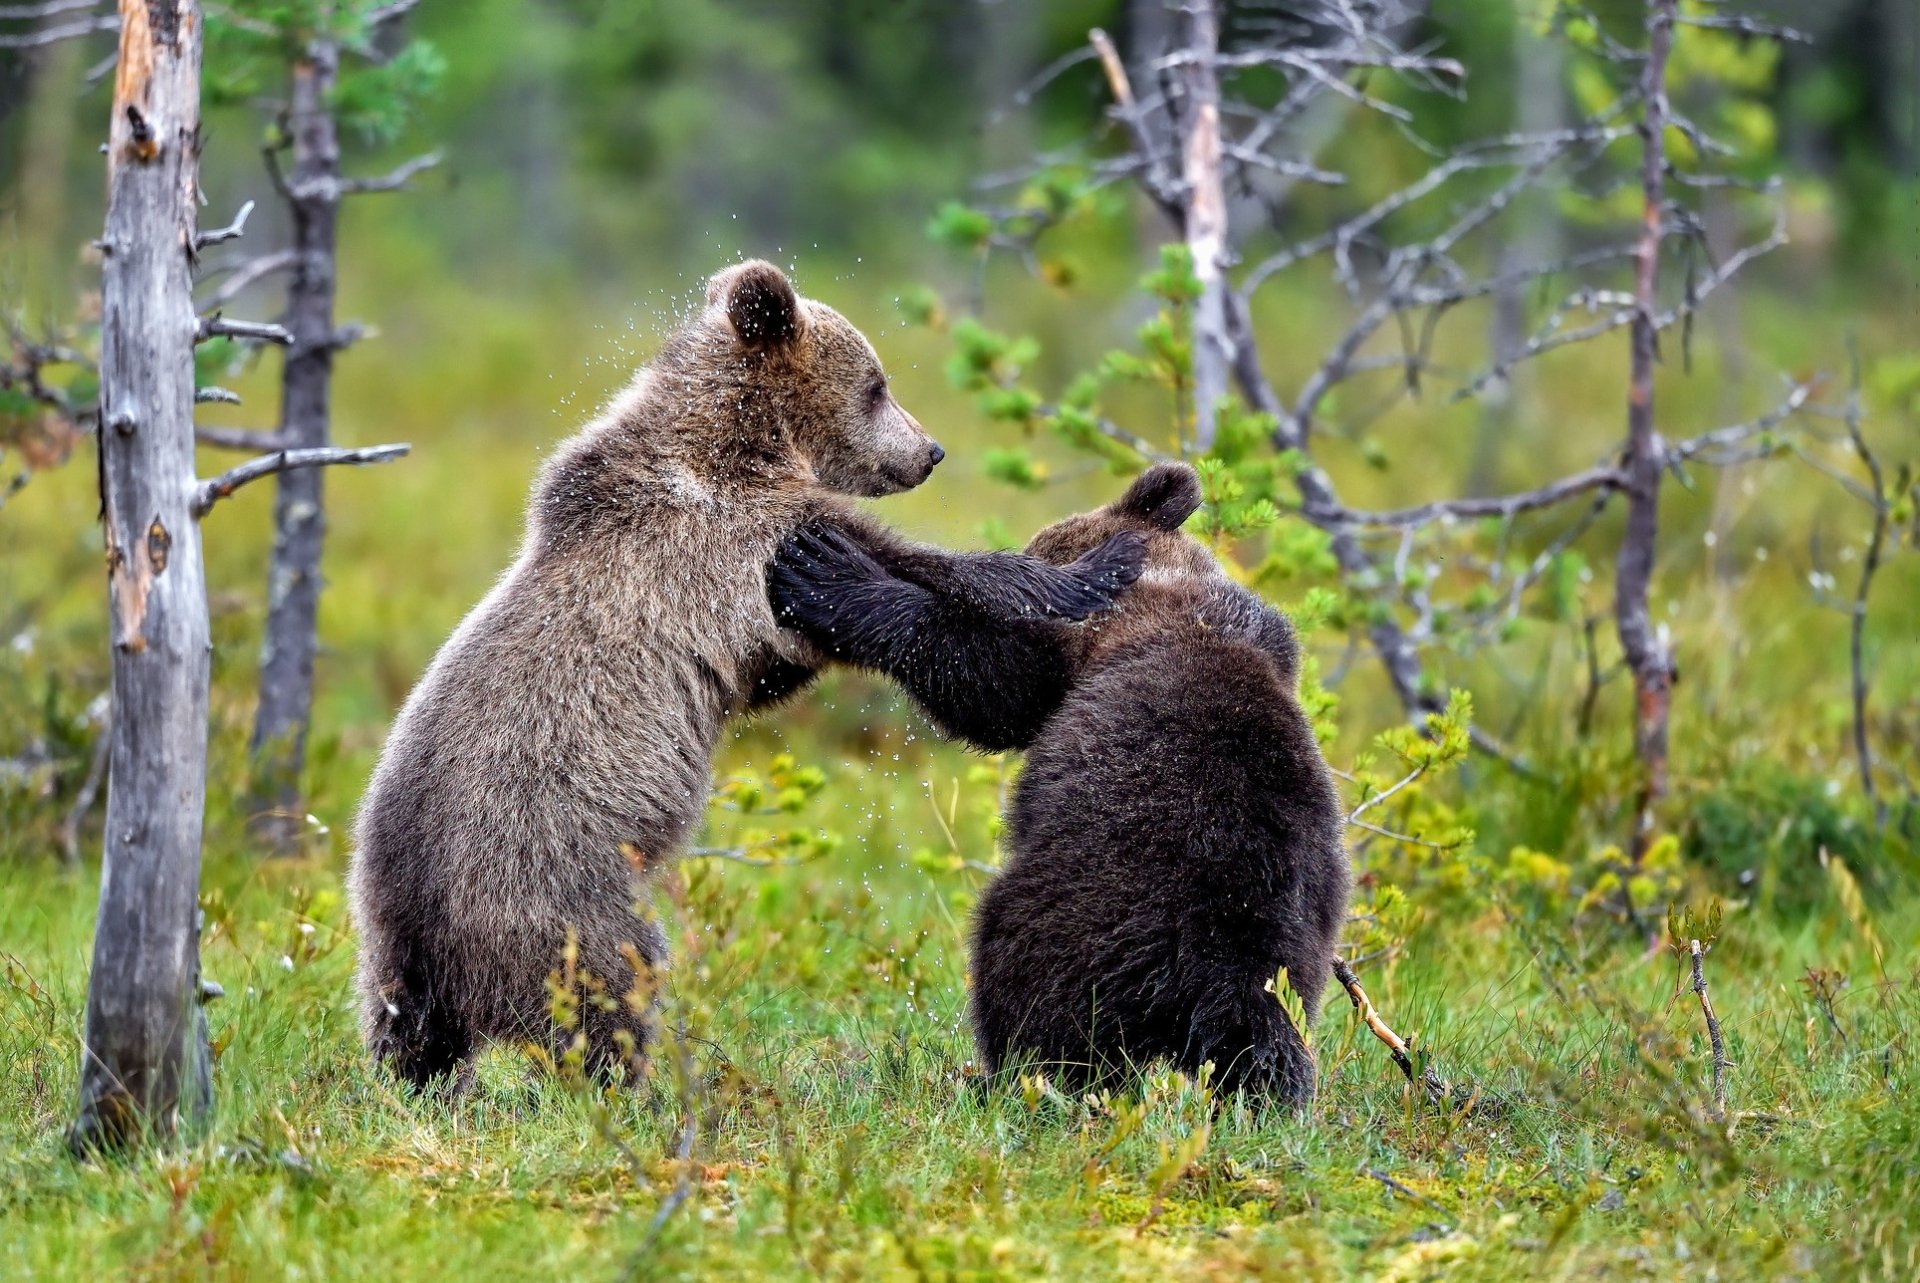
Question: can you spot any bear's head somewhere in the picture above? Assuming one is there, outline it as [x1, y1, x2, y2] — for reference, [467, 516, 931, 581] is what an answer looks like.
[1024, 461, 1301, 681]
[1024, 462, 1215, 581]
[704, 260, 944, 497]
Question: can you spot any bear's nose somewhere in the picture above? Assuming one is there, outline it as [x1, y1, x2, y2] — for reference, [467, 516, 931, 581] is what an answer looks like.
[928, 442, 946, 467]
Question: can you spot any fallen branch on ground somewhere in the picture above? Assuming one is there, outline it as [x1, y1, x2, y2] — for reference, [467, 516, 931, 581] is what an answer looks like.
[1331, 956, 1495, 1114]
[1687, 938, 1730, 1119]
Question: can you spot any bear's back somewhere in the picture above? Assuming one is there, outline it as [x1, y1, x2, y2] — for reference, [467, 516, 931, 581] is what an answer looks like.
[972, 581, 1348, 1087]
[350, 410, 825, 942]
[1007, 614, 1343, 911]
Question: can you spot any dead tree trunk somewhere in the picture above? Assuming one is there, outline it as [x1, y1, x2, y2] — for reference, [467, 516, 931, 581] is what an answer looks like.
[1093, 9, 1450, 727]
[1000, 3, 1794, 780]
[72, 0, 212, 1153]
[68, 1, 410, 1150]
[1615, 0, 1676, 863]
[1173, 0, 1230, 451]
[247, 37, 341, 851]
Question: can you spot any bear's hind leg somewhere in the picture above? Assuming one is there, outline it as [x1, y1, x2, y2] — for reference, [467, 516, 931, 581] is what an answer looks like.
[559, 915, 666, 1086]
[1185, 983, 1317, 1106]
[367, 985, 474, 1094]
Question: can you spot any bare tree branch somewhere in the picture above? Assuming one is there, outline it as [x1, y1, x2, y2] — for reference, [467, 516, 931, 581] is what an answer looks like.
[1316, 464, 1628, 531]
[1347, 763, 1428, 823]
[58, 701, 110, 867]
[1687, 938, 1730, 1118]
[1799, 348, 1906, 829]
[0, 0, 102, 16]
[1662, 379, 1813, 467]
[193, 199, 255, 250]
[685, 845, 827, 869]
[326, 321, 367, 351]
[997, 45, 1096, 118]
[1280, 122, 1638, 442]
[191, 444, 409, 517]
[1673, 12, 1809, 42]
[362, 0, 419, 28]
[969, 0, 1803, 780]
[1197, 47, 1466, 81]
[195, 313, 292, 345]
[0, 10, 113, 46]
[196, 250, 299, 310]
[2, 322, 93, 418]
[1348, 816, 1462, 851]
[1467, 725, 1539, 778]
[1043, 405, 1166, 461]
[340, 149, 442, 195]
[1088, 28, 1180, 218]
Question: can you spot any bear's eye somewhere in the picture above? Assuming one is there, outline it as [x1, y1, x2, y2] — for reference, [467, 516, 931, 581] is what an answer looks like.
[866, 379, 887, 408]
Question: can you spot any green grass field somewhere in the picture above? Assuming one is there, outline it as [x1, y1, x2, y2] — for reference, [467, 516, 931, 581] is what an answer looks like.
[3, 237, 1918, 1279]
[2, 794, 1913, 1281]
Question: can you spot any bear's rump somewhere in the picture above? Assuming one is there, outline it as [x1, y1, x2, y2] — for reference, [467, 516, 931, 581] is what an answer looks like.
[985, 637, 1348, 1051]
[1008, 638, 1342, 889]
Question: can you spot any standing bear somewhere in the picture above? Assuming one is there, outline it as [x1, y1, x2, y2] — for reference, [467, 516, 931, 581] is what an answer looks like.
[349, 261, 1145, 1089]
[769, 463, 1350, 1102]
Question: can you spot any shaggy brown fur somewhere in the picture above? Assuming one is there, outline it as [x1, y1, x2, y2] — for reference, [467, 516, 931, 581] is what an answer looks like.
[769, 463, 1351, 1102]
[348, 262, 1142, 1089]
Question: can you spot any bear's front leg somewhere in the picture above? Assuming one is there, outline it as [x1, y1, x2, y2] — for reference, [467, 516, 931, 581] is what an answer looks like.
[792, 512, 1148, 623]
[874, 526, 1147, 623]
[767, 524, 1076, 750]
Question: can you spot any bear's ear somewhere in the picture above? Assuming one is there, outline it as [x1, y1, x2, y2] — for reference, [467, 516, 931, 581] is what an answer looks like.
[1111, 462, 1202, 531]
[709, 259, 804, 351]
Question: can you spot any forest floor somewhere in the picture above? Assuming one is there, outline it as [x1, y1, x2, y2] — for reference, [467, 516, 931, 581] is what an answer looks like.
[1, 831, 1913, 1282]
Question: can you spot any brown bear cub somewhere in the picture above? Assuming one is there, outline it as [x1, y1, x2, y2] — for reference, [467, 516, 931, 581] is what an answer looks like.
[349, 261, 1144, 1090]
[769, 463, 1350, 1102]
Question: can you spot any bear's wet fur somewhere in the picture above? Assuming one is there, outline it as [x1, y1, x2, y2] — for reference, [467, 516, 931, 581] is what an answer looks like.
[349, 261, 1143, 1090]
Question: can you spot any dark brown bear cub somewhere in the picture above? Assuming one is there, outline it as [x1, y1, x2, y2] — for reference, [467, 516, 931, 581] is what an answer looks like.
[350, 261, 1143, 1091]
[770, 464, 1350, 1102]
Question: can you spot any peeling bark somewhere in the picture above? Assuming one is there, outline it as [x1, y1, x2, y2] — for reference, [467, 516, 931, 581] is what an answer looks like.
[71, 0, 211, 1153]
[1174, 0, 1231, 451]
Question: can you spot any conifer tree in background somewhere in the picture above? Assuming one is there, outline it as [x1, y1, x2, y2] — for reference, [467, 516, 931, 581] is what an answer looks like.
[198, 1, 441, 851]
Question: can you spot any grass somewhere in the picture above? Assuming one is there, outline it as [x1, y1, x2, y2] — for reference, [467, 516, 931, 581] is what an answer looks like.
[3, 193, 1918, 1279]
[1, 729, 1915, 1281]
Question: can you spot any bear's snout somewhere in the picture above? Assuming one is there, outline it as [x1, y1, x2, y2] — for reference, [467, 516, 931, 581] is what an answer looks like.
[928, 441, 946, 468]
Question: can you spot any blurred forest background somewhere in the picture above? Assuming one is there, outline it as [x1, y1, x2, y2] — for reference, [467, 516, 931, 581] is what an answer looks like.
[2, 1, 1919, 1278]
[4, 0, 1915, 847]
